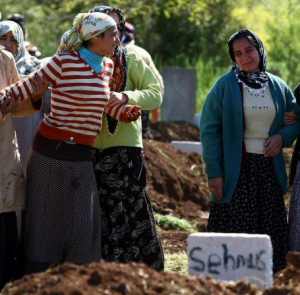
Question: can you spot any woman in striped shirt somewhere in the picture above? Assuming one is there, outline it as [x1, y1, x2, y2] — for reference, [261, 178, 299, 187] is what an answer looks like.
[0, 12, 140, 274]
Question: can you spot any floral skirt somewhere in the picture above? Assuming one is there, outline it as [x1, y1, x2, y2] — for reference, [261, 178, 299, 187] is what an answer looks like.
[94, 147, 164, 271]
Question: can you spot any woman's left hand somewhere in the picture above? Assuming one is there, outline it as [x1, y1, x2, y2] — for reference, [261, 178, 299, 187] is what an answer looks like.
[264, 134, 283, 157]
[284, 111, 297, 125]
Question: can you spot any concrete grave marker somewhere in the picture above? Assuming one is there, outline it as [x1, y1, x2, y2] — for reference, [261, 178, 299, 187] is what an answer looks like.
[161, 67, 197, 123]
[187, 233, 273, 288]
[171, 141, 203, 155]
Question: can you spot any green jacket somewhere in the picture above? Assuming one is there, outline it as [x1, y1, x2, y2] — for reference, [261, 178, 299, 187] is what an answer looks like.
[200, 69, 300, 203]
[95, 48, 163, 149]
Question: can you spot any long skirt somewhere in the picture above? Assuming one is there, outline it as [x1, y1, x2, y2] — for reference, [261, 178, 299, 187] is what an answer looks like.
[0, 212, 18, 289]
[207, 153, 288, 273]
[94, 147, 164, 271]
[25, 150, 101, 272]
[289, 161, 300, 251]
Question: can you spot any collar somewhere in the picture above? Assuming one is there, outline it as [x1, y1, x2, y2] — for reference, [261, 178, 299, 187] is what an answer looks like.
[79, 47, 103, 74]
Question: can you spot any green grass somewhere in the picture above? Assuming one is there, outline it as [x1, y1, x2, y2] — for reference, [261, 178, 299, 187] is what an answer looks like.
[155, 213, 197, 233]
[165, 251, 188, 274]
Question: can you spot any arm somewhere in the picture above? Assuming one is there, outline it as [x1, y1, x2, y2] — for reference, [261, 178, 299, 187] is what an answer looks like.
[200, 84, 223, 179]
[278, 86, 300, 147]
[122, 55, 162, 110]
[0, 55, 62, 116]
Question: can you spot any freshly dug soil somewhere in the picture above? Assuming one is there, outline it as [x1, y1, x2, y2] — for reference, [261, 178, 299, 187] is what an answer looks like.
[144, 140, 210, 224]
[148, 121, 200, 142]
[1, 262, 259, 295]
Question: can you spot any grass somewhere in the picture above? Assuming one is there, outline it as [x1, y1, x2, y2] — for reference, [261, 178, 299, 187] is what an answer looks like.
[155, 213, 197, 233]
[165, 251, 188, 274]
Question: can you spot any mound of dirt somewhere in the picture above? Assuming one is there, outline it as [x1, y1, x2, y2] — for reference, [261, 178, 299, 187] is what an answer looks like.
[272, 252, 300, 292]
[2, 262, 259, 295]
[148, 121, 200, 142]
[144, 140, 210, 224]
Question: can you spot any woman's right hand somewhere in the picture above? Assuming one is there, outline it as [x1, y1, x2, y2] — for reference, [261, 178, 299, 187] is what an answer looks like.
[284, 111, 297, 125]
[208, 177, 223, 201]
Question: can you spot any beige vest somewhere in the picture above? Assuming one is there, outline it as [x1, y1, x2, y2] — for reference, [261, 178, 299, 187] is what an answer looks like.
[0, 49, 25, 213]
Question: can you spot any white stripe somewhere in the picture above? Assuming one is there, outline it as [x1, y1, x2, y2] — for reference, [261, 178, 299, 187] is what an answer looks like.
[52, 108, 103, 117]
[52, 93, 108, 105]
[63, 71, 95, 77]
[47, 117, 99, 131]
[53, 91, 109, 99]
[51, 114, 101, 124]
[48, 59, 62, 76]
[58, 77, 109, 85]
[62, 63, 87, 68]
[52, 100, 106, 111]
[18, 83, 28, 100]
[43, 66, 59, 83]
[56, 85, 109, 92]
[24, 79, 33, 94]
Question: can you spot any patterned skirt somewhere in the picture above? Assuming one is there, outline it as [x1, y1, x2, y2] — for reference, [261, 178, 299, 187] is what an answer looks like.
[207, 153, 288, 273]
[94, 147, 164, 271]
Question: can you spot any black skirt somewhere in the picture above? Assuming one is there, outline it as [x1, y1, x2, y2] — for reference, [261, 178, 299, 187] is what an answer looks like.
[94, 146, 164, 271]
[0, 212, 18, 289]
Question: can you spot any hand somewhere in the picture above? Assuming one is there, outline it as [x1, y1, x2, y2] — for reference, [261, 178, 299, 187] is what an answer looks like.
[264, 134, 283, 157]
[208, 177, 223, 201]
[109, 92, 129, 105]
[284, 111, 297, 125]
[120, 105, 141, 122]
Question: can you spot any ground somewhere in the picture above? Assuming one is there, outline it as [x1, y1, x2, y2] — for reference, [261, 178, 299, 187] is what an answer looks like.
[1, 122, 299, 294]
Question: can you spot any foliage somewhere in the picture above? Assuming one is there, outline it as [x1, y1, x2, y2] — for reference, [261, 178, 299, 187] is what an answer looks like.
[155, 213, 197, 232]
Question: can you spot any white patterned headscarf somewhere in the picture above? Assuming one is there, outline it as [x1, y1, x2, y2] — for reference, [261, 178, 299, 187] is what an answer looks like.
[0, 20, 41, 76]
[0, 20, 25, 62]
[59, 12, 117, 52]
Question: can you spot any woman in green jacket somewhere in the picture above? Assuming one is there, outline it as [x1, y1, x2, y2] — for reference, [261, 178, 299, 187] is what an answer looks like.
[200, 29, 300, 273]
[90, 5, 164, 271]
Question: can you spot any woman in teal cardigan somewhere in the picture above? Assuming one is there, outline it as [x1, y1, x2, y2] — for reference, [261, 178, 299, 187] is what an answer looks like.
[200, 29, 300, 273]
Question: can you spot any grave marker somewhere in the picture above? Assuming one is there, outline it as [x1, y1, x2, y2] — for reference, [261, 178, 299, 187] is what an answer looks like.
[187, 233, 273, 288]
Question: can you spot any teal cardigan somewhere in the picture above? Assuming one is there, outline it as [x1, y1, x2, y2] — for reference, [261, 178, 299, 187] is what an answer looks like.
[200, 69, 300, 203]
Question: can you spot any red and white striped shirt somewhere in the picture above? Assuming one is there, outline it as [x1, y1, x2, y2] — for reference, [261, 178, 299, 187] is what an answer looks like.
[4, 51, 128, 146]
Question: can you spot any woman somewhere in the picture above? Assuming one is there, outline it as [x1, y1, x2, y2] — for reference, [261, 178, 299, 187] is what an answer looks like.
[200, 29, 300, 273]
[0, 20, 43, 171]
[0, 47, 24, 288]
[0, 12, 140, 273]
[284, 84, 300, 251]
[90, 5, 164, 271]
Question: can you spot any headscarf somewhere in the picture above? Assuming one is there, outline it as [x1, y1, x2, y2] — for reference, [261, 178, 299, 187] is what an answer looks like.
[0, 20, 40, 76]
[58, 12, 116, 52]
[89, 5, 125, 33]
[228, 29, 269, 89]
[89, 6, 127, 134]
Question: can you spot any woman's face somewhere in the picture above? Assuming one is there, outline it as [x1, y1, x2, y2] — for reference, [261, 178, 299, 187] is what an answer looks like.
[89, 27, 119, 57]
[232, 38, 260, 72]
[0, 31, 18, 56]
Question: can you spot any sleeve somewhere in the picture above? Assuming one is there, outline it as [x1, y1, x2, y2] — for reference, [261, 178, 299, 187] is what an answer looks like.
[277, 85, 300, 147]
[6, 54, 20, 85]
[0, 55, 62, 116]
[122, 55, 162, 111]
[200, 82, 224, 179]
